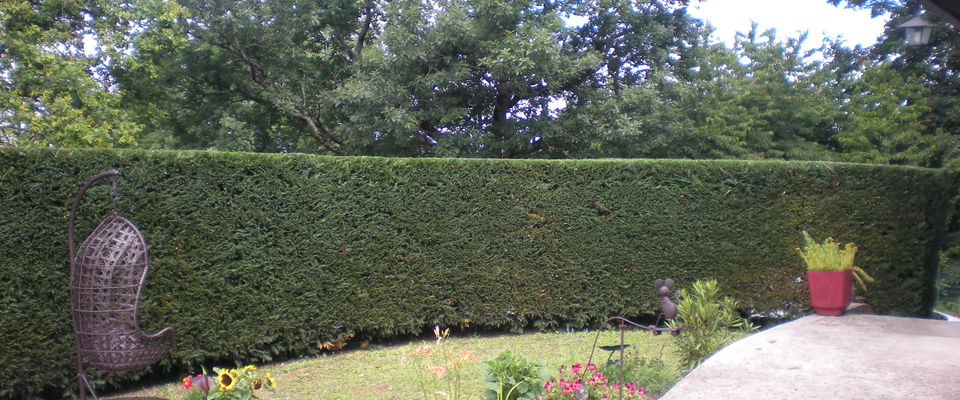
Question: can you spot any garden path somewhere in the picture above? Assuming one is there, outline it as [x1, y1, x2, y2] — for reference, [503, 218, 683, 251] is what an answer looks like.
[661, 311, 960, 399]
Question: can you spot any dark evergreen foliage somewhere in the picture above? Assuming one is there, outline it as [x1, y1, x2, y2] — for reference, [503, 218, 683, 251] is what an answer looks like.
[0, 148, 949, 399]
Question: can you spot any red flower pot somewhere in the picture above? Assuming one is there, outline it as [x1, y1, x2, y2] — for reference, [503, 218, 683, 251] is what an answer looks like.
[807, 270, 853, 316]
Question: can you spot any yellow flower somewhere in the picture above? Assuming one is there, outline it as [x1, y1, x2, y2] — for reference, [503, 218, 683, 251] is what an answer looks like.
[265, 372, 277, 389]
[217, 369, 239, 392]
[242, 364, 257, 373]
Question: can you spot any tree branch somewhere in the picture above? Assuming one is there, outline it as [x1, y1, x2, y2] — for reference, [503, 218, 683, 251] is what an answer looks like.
[349, 5, 375, 61]
[299, 112, 345, 155]
[226, 35, 266, 86]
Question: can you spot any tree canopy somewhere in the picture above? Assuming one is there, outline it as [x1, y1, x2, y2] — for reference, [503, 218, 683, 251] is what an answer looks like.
[1, 0, 956, 164]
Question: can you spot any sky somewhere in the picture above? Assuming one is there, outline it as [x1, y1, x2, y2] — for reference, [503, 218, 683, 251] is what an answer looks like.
[687, 0, 891, 50]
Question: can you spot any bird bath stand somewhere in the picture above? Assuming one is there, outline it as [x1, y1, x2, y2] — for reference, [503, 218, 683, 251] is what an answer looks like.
[580, 278, 681, 400]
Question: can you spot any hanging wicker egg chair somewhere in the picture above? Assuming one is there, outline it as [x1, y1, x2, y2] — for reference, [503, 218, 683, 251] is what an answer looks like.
[68, 170, 174, 400]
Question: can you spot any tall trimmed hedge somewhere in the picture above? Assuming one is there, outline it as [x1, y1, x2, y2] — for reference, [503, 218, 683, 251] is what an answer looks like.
[0, 148, 950, 399]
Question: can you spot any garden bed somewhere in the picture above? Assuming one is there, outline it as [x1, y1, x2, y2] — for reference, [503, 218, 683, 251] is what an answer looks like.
[109, 329, 683, 399]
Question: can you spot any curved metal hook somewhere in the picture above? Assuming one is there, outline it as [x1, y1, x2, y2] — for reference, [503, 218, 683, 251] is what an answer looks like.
[68, 169, 122, 263]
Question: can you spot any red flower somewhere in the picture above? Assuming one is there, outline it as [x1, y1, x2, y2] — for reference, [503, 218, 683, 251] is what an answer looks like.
[181, 376, 192, 390]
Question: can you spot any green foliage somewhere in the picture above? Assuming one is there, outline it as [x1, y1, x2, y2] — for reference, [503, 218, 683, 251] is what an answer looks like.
[831, 62, 937, 165]
[799, 231, 857, 271]
[103, 0, 708, 157]
[799, 231, 875, 290]
[937, 259, 960, 314]
[0, 148, 949, 399]
[7, 0, 955, 168]
[835, 0, 960, 142]
[666, 280, 756, 369]
[180, 365, 276, 400]
[482, 350, 546, 400]
[832, 0, 960, 317]
[597, 349, 679, 395]
[0, 0, 143, 147]
[405, 329, 477, 400]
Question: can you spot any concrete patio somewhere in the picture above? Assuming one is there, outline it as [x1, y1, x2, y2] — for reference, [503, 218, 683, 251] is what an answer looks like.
[660, 312, 960, 400]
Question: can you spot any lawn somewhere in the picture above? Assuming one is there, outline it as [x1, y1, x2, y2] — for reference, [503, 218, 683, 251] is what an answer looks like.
[110, 329, 683, 400]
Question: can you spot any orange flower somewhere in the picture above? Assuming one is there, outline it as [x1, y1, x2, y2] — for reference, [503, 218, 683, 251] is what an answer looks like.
[428, 365, 448, 379]
[408, 345, 432, 360]
[418, 345, 432, 356]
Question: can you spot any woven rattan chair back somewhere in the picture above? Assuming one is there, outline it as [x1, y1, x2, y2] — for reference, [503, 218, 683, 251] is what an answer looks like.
[68, 170, 174, 400]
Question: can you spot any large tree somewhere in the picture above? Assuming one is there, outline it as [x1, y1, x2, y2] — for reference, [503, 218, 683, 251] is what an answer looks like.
[120, 0, 702, 157]
[832, 0, 959, 142]
[116, 0, 382, 154]
[1, 0, 141, 147]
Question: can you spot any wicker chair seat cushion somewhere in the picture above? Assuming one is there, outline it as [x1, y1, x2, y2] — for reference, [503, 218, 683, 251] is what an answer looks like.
[79, 336, 171, 372]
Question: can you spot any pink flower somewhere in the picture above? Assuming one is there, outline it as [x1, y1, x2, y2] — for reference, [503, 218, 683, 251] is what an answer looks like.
[571, 363, 582, 374]
[559, 365, 566, 374]
[593, 371, 606, 384]
[544, 380, 554, 392]
[587, 377, 596, 386]
[587, 363, 596, 371]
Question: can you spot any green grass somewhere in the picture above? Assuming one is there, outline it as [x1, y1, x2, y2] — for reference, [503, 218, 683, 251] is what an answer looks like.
[109, 330, 682, 400]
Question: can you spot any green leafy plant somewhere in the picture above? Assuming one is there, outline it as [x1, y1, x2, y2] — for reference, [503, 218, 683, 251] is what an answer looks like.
[665, 280, 755, 369]
[179, 365, 276, 400]
[482, 350, 546, 400]
[799, 231, 875, 290]
[598, 348, 678, 395]
[404, 326, 477, 400]
[540, 362, 647, 399]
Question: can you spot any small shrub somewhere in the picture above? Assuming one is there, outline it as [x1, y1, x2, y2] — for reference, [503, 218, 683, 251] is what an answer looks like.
[665, 279, 755, 368]
[598, 348, 678, 395]
[541, 362, 646, 400]
[179, 365, 276, 400]
[798, 231, 874, 290]
[482, 350, 546, 400]
[404, 326, 478, 400]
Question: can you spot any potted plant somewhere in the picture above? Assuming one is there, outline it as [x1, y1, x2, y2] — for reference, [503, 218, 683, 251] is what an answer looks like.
[798, 231, 874, 316]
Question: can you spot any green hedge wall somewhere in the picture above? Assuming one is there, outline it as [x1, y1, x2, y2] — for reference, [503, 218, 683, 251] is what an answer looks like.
[0, 148, 950, 399]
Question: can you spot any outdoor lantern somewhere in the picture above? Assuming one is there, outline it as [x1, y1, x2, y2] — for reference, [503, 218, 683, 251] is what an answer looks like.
[896, 15, 937, 47]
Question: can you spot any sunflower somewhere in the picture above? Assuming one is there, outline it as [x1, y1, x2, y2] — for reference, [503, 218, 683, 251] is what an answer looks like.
[265, 373, 277, 390]
[216, 369, 239, 392]
[242, 364, 257, 373]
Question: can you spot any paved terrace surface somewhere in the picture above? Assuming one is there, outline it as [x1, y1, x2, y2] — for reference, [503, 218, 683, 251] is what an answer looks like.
[660, 313, 960, 400]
